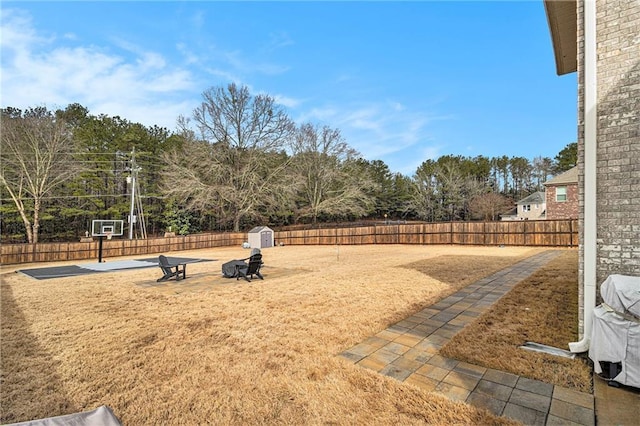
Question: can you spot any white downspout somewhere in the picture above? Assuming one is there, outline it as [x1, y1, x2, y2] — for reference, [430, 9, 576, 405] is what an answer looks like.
[569, 0, 597, 353]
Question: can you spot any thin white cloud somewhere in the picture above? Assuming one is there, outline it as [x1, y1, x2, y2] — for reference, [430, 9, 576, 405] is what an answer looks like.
[266, 31, 294, 51]
[388, 100, 405, 112]
[0, 9, 45, 50]
[312, 103, 446, 155]
[274, 94, 302, 109]
[345, 107, 383, 132]
[176, 42, 200, 65]
[0, 8, 198, 130]
[295, 106, 339, 124]
[203, 67, 243, 86]
[222, 49, 289, 76]
[293, 98, 451, 175]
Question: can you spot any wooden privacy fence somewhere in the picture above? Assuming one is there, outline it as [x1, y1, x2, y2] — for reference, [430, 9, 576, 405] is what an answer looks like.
[1, 219, 577, 265]
[2, 232, 245, 265]
[275, 220, 578, 246]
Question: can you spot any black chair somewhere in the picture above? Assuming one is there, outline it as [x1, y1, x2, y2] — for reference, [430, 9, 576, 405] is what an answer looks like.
[236, 253, 264, 282]
[157, 255, 186, 282]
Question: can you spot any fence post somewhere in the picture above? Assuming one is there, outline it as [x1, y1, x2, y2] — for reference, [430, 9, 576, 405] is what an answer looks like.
[570, 219, 574, 247]
[450, 222, 453, 244]
[483, 221, 487, 245]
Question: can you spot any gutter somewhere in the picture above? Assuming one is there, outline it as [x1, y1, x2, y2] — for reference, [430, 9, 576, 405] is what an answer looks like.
[569, 0, 597, 353]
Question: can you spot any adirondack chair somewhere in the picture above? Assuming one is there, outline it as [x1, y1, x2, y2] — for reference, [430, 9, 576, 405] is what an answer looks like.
[236, 253, 264, 282]
[157, 255, 187, 282]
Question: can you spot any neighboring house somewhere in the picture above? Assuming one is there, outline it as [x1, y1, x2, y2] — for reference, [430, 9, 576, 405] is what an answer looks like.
[500, 191, 546, 221]
[518, 192, 546, 220]
[499, 207, 517, 222]
[543, 166, 578, 219]
[544, 1, 639, 347]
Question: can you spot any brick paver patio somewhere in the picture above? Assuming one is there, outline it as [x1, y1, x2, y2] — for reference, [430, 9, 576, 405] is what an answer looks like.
[340, 251, 595, 426]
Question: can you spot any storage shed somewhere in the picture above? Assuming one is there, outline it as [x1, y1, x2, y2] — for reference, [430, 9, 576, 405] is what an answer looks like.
[247, 226, 274, 249]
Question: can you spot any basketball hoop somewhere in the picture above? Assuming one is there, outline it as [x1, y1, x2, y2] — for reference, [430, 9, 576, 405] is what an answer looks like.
[106, 231, 113, 240]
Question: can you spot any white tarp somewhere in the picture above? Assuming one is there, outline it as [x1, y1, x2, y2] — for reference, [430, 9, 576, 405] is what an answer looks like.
[600, 274, 640, 317]
[6, 405, 121, 426]
[589, 274, 640, 388]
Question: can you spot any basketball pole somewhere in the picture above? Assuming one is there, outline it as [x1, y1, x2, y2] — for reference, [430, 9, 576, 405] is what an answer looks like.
[98, 236, 104, 263]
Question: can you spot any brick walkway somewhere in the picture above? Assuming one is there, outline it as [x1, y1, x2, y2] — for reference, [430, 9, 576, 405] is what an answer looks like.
[339, 251, 595, 426]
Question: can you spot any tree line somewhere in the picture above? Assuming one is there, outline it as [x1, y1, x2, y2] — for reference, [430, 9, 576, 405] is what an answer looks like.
[0, 83, 577, 243]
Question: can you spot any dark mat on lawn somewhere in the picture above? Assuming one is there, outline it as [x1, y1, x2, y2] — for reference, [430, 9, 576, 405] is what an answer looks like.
[18, 257, 214, 280]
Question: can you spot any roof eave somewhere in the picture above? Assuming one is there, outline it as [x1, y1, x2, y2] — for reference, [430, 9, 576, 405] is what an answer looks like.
[543, 0, 578, 75]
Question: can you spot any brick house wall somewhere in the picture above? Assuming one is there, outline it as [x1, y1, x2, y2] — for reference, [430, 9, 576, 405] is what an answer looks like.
[545, 183, 579, 219]
[577, 0, 640, 334]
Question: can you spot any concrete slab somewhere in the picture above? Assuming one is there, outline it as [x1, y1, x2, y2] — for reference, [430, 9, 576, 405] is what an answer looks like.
[516, 376, 554, 397]
[545, 414, 588, 426]
[475, 379, 514, 402]
[548, 399, 594, 426]
[390, 356, 423, 372]
[466, 392, 507, 417]
[509, 388, 552, 413]
[483, 368, 520, 387]
[415, 364, 450, 381]
[380, 364, 413, 381]
[426, 355, 458, 370]
[552, 386, 594, 409]
[404, 373, 439, 392]
[593, 375, 640, 426]
[434, 382, 471, 402]
[503, 402, 547, 426]
[453, 361, 487, 379]
[442, 370, 481, 391]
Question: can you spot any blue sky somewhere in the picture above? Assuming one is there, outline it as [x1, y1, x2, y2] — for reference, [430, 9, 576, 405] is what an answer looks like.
[1, 1, 577, 175]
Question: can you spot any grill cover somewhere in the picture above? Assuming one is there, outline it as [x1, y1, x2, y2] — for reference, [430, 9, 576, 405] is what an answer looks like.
[600, 274, 640, 317]
[7, 406, 121, 426]
[589, 275, 640, 388]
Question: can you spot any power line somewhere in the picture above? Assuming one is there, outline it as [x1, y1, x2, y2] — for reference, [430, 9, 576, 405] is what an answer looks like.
[0, 194, 165, 201]
[62, 151, 157, 155]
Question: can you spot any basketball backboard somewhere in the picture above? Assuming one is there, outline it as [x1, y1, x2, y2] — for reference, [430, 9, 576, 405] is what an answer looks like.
[91, 220, 124, 237]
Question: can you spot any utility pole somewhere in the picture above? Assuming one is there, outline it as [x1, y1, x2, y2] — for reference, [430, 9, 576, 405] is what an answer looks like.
[128, 147, 140, 240]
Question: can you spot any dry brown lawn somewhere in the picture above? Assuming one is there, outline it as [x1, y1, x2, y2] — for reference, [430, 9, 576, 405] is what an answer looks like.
[440, 250, 592, 393]
[1, 244, 579, 425]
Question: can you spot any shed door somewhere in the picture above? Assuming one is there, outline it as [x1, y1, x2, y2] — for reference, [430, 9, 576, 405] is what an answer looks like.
[261, 231, 272, 248]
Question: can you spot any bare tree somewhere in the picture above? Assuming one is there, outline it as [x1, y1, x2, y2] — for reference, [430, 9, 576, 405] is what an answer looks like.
[411, 160, 440, 222]
[161, 84, 295, 231]
[469, 192, 514, 221]
[288, 123, 373, 223]
[1, 107, 81, 243]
